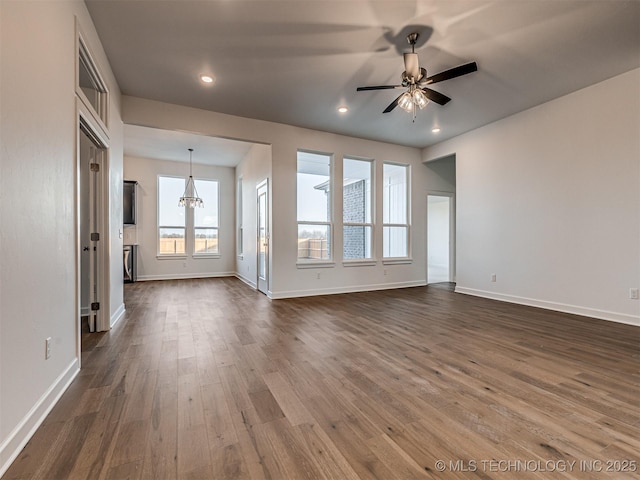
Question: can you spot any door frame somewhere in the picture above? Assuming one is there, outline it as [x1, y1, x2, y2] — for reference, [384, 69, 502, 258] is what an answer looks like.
[426, 191, 456, 283]
[256, 179, 269, 295]
[76, 99, 110, 362]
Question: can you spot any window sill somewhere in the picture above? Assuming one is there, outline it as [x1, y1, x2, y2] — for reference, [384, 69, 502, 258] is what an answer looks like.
[296, 261, 335, 269]
[342, 259, 377, 267]
[156, 254, 221, 260]
[382, 257, 413, 265]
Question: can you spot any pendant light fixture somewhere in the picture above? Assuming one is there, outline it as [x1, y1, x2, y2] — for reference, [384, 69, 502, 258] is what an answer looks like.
[179, 148, 204, 208]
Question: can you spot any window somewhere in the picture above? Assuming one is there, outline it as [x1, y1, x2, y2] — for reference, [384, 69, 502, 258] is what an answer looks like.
[343, 157, 373, 259]
[77, 36, 108, 127]
[157, 176, 219, 257]
[237, 178, 243, 256]
[193, 179, 219, 255]
[383, 163, 409, 258]
[297, 151, 332, 261]
[158, 176, 186, 255]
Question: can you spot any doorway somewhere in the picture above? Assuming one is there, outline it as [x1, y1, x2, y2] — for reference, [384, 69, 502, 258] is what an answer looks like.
[78, 118, 107, 342]
[427, 193, 455, 284]
[257, 180, 269, 295]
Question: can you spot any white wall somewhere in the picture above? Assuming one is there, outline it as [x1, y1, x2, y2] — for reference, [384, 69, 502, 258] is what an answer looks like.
[0, 1, 123, 474]
[235, 144, 272, 288]
[124, 155, 236, 280]
[122, 96, 430, 298]
[423, 155, 456, 192]
[108, 104, 125, 328]
[424, 69, 640, 325]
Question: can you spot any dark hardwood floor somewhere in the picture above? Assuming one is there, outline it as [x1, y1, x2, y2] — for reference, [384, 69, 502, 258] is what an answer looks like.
[4, 278, 639, 479]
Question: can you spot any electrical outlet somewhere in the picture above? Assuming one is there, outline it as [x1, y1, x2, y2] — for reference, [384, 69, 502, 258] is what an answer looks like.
[384, 269, 388, 276]
[630, 288, 639, 300]
[491, 274, 497, 282]
[45, 337, 52, 359]
[316, 272, 321, 280]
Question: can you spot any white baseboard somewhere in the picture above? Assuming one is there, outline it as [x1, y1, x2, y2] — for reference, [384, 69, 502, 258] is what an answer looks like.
[136, 272, 235, 281]
[235, 273, 257, 289]
[111, 303, 126, 328]
[455, 287, 640, 326]
[0, 359, 80, 478]
[270, 280, 427, 299]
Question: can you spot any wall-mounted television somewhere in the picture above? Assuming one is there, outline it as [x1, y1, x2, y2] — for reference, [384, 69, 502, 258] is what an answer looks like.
[123, 180, 137, 225]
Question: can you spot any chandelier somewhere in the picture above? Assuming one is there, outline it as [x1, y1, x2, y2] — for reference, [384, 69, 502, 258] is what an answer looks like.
[179, 148, 204, 208]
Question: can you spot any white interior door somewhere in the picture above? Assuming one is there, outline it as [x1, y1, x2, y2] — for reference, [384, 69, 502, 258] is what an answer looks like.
[79, 121, 106, 332]
[88, 145, 101, 331]
[80, 131, 91, 317]
[257, 180, 269, 294]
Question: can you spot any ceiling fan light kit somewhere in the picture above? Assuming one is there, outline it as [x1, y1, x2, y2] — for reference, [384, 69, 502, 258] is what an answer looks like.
[412, 89, 429, 109]
[357, 32, 477, 121]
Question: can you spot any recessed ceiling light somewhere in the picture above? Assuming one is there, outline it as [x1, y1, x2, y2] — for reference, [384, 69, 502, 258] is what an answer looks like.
[338, 106, 348, 113]
[200, 74, 215, 84]
[432, 127, 441, 133]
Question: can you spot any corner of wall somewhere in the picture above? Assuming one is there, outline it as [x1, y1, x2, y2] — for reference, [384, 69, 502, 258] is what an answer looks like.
[0, 360, 80, 478]
[110, 303, 126, 328]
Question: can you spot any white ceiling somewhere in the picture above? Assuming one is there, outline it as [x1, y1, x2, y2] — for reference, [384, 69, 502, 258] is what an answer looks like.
[87, 0, 640, 158]
[124, 124, 255, 167]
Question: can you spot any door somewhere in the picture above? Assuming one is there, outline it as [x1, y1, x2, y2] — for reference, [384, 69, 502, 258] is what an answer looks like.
[257, 180, 269, 294]
[80, 121, 106, 332]
[427, 194, 454, 284]
[80, 130, 91, 319]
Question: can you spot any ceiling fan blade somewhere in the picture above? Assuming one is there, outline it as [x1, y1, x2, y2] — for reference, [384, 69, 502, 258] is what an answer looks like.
[403, 52, 420, 80]
[356, 85, 402, 91]
[383, 94, 403, 113]
[421, 88, 452, 106]
[425, 62, 477, 84]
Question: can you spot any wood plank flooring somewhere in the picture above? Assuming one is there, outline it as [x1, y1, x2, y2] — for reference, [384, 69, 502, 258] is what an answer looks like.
[4, 279, 639, 479]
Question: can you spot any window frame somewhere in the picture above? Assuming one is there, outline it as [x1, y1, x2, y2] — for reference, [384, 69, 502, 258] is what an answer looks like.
[75, 24, 109, 134]
[237, 176, 243, 258]
[382, 161, 411, 261]
[342, 156, 374, 263]
[192, 177, 220, 258]
[296, 150, 334, 266]
[156, 175, 221, 259]
[157, 175, 187, 258]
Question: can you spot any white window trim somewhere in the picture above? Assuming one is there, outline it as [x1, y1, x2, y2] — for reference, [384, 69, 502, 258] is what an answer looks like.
[296, 150, 334, 263]
[75, 19, 109, 136]
[237, 176, 244, 258]
[343, 157, 375, 261]
[156, 175, 221, 259]
[382, 161, 411, 259]
[296, 221, 333, 262]
[382, 258, 413, 265]
[157, 175, 187, 258]
[296, 260, 336, 269]
[192, 178, 221, 257]
[342, 259, 378, 267]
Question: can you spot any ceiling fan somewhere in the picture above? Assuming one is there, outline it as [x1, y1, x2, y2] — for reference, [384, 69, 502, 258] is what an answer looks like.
[357, 32, 477, 120]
